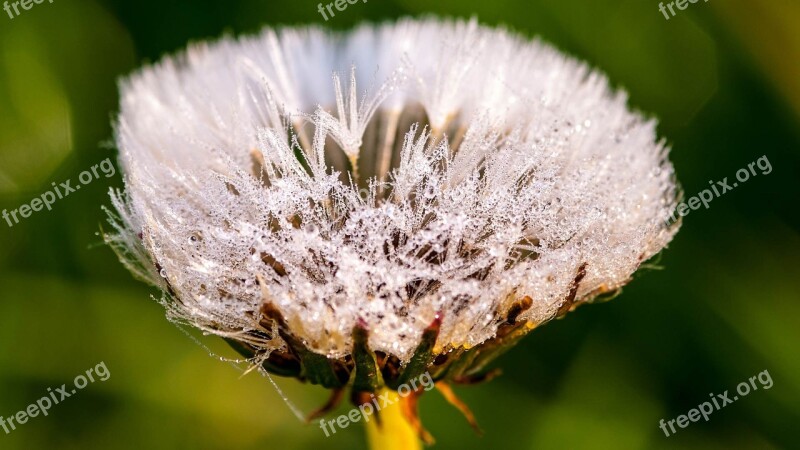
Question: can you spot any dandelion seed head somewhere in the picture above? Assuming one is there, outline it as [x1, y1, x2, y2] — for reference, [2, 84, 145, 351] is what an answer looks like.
[107, 18, 679, 363]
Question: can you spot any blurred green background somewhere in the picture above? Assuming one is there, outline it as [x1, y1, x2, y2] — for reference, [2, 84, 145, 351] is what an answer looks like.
[0, 0, 798, 449]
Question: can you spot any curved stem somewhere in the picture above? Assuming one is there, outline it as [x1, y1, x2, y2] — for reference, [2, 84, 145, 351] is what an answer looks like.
[365, 389, 421, 450]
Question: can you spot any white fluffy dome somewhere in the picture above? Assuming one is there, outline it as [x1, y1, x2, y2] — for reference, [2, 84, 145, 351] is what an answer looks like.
[107, 18, 679, 362]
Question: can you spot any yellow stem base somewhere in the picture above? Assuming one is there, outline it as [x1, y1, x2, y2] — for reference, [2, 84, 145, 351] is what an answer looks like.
[365, 389, 422, 450]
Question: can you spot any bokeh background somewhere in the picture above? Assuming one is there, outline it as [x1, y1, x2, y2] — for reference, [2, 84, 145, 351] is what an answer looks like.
[1, 0, 798, 449]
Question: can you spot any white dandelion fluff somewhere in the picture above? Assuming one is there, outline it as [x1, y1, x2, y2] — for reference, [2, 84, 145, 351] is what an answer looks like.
[106, 18, 679, 376]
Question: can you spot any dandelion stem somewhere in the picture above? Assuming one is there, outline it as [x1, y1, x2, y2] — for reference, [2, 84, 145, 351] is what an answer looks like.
[365, 389, 421, 450]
